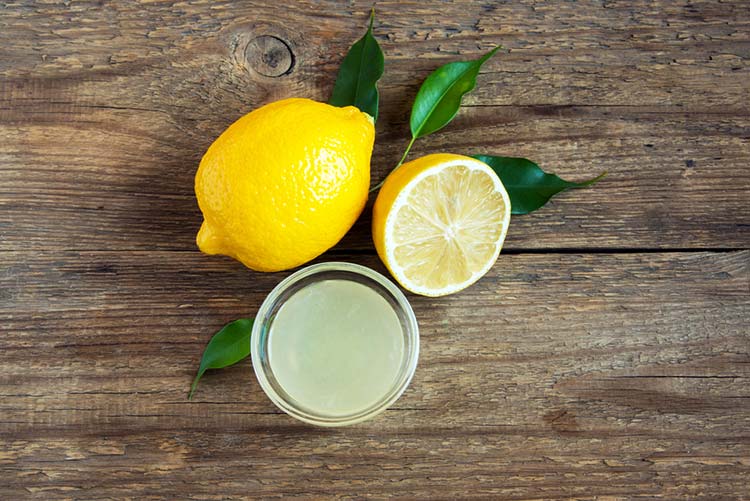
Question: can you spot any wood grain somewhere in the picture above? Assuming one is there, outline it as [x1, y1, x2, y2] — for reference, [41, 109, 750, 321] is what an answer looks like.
[1, 0, 748, 251]
[1, 251, 748, 498]
[1, 0, 749, 499]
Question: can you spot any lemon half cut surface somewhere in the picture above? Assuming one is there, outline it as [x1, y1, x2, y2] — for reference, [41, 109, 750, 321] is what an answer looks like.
[373, 153, 511, 297]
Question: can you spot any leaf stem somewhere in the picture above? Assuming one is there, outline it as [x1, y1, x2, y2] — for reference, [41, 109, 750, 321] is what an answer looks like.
[188, 371, 204, 400]
[370, 135, 417, 193]
[397, 135, 417, 168]
[576, 170, 608, 186]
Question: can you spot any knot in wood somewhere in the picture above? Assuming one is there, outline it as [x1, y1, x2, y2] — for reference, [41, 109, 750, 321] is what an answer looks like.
[244, 35, 294, 77]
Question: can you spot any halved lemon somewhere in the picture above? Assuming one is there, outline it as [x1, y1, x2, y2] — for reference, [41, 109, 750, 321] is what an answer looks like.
[372, 153, 511, 297]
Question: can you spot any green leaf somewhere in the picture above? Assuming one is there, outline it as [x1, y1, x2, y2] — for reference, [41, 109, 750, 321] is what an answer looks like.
[188, 318, 253, 400]
[410, 46, 500, 139]
[329, 10, 384, 121]
[473, 155, 606, 215]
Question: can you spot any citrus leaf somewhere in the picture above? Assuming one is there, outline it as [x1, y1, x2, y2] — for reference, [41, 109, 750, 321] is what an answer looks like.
[188, 318, 253, 400]
[329, 10, 384, 121]
[473, 155, 606, 215]
[410, 46, 500, 139]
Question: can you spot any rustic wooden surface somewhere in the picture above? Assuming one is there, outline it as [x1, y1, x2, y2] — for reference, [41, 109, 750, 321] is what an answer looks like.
[1, 1, 748, 499]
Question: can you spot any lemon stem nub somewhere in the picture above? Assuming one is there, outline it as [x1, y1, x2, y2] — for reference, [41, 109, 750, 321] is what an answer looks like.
[196, 221, 224, 255]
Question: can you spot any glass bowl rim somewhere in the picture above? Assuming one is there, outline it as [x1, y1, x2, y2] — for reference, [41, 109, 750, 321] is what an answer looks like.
[251, 261, 420, 427]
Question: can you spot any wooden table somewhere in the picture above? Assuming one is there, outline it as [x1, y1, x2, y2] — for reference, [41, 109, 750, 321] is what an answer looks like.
[2, 1, 749, 498]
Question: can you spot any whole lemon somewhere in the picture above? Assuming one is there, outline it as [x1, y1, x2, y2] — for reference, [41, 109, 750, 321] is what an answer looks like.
[195, 98, 374, 272]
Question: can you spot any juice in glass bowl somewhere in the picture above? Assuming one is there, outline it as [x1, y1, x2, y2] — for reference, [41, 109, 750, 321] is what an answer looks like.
[251, 262, 419, 426]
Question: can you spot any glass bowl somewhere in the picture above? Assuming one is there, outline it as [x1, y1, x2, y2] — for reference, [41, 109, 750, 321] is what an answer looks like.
[251, 262, 419, 427]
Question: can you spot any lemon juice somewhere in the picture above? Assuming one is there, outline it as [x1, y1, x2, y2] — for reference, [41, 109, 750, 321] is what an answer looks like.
[267, 279, 405, 416]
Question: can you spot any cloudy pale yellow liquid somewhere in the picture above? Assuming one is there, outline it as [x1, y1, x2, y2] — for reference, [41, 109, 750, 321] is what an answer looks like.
[268, 279, 405, 416]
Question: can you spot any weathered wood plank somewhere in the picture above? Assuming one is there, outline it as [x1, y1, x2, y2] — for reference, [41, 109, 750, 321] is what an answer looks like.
[1, 1, 748, 108]
[1, 430, 748, 499]
[1, 106, 748, 252]
[1, 251, 748, 497]
[1, 1, 748, 251]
